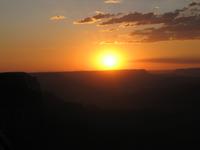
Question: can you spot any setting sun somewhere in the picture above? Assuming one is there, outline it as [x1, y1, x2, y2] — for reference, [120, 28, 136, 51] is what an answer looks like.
[95, 49, 124, 70]
[102, 55, 118, 68]
[1, 1, 200, 148]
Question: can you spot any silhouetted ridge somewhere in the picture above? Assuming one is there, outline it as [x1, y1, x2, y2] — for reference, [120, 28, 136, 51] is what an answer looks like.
[174, 68, 200, 77]
[0, 72, 87, 150]
[0, 72, 40, 91]
[1, 71, 200, 149]
[34, 69, 151, 108]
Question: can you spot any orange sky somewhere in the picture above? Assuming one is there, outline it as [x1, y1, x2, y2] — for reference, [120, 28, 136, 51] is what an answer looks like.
[0, 0, 200, 72]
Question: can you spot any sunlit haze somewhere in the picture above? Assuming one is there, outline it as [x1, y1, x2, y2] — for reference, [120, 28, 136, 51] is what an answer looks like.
[0, 0, 200, 72]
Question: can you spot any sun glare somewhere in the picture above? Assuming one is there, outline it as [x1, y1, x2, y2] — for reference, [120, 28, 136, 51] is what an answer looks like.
[102, 55, 117, 67]
[96, 50, 123, 70]
[93, 47, 125, 70]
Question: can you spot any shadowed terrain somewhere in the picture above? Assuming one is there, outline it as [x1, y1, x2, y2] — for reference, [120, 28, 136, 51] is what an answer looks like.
[0, 69, 200, 149]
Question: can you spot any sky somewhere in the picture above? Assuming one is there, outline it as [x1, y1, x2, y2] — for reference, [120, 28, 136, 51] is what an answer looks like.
[0, 0, 200, 72]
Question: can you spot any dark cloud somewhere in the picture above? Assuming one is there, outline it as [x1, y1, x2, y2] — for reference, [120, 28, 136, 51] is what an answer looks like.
[75, 2, 200, 42]
[104, 0, 121, 4]
[100, 2, 200, 25]
[133, 58, 200, 64]
[74, 17, 96, 24]
[50, 15, 66, 21]
[132, 16, 200, 42]
[101, 2, 200, 42]
[74, 12, 120, 24]
[100, 12, 159, 25]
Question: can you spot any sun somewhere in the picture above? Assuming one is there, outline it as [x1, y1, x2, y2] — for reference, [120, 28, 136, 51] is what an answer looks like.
[102, 55, 118, 68]
[93, 47, 125, 70]
[98, 51, 122, 70]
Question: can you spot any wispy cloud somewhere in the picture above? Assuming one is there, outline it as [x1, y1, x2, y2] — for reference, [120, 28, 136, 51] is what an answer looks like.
[133, 58, 200, 64]
[50, 15, 66, 21]
[74, 11, 121, 24]
[104, 0, 122, 4]
[73, 17, 98, 24]
[99, 40, 136, 45]
[99, 28, 117, 32]
[99, 41, 123, 45]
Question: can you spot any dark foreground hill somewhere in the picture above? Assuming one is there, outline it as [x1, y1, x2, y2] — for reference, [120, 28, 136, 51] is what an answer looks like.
[0, 69, 200, 149]
[0, 73, 43, 149]
[35, 69, 200, 110]
[0, 73, 86, 150]
[174, 68, 200, 77]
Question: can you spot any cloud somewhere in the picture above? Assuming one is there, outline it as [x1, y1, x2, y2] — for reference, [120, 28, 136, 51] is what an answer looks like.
[74, 11, 121, 24]
[99, 28, 117, 32]
[99, 40, 136, 45]
[104, 0, 122, 4]
[100, 2, 200, 42]
[73, 17, 98, 24]
[131, 18, 200, 42]
[75, 2, 200, 42]
[100, 12, 159, 25]
[119, 23, 135, 28]
[99, 40, 126, 45]
[133, 58, 200, 64]
[50, 15, 66, 21]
